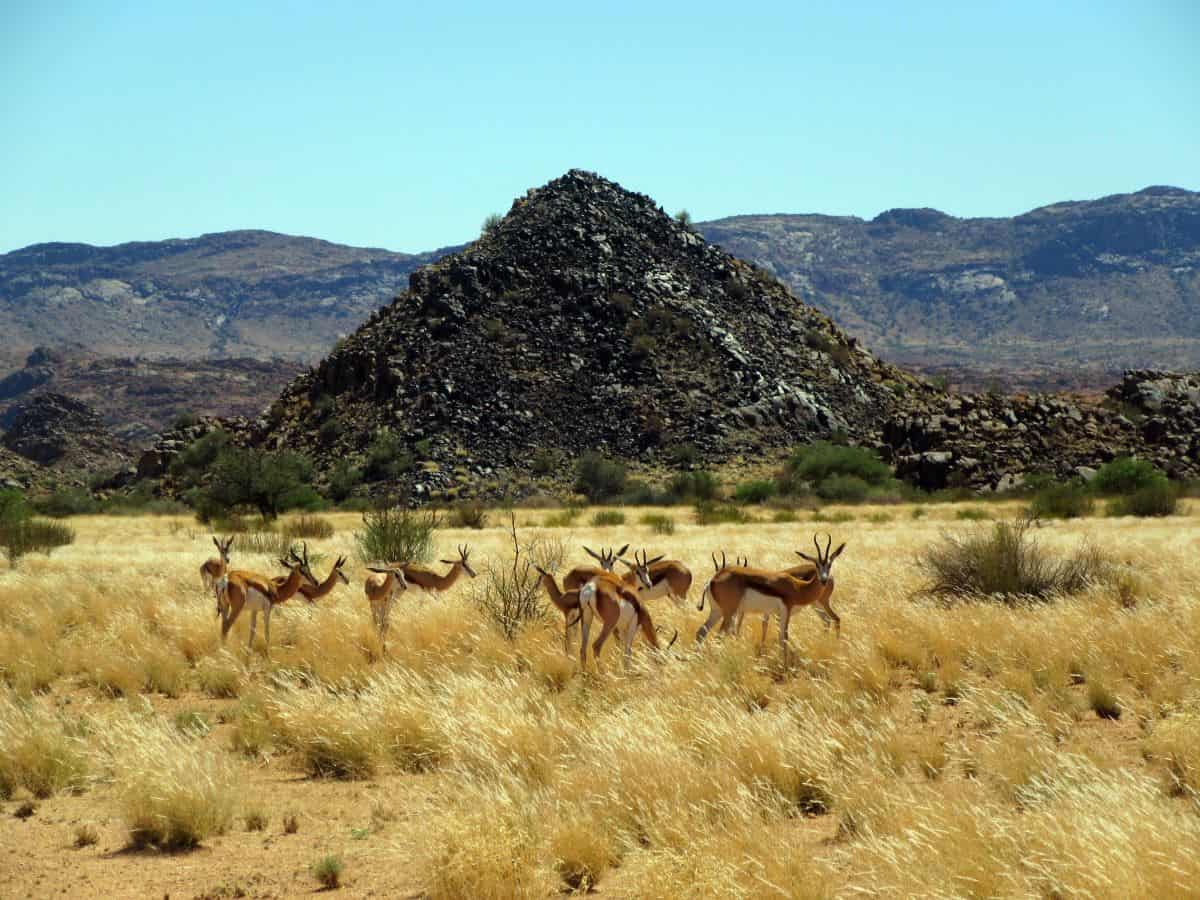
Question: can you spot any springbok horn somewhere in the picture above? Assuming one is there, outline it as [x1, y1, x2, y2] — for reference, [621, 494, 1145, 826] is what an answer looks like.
[824, 533, 833, 561]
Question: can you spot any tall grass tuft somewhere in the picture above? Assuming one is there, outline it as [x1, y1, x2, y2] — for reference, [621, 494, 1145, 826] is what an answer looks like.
[355, 508, 438, 564]
[921, 517, 1109, 601]
[0, 693, 90, 798]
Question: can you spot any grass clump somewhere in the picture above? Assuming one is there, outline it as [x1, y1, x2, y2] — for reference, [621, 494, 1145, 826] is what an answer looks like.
[1028, 481, 1095, 519]
[0, 694, 90, 798]
[73, 822, 99, 847]
[694, 502, 751, 525]
[0, 491, 75, 568]
[282, 811, 300, 834]
[312, 854, 344, 889]
[446, 501, 489, 530]
[955, 507, 991, 521]
[244, 807, 269, 831]
[639, 513, 676, 535]
[355, 508, 437, 564]
[1108, 480, 1178, 517]
[285, 514, 335, 539]
[921, 517, 1109, 601]
[590, 510, 625, 527]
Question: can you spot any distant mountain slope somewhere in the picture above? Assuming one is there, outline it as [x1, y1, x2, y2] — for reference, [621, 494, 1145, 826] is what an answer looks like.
[698, 186, 1200, 379]
[0, 230, 461, 370]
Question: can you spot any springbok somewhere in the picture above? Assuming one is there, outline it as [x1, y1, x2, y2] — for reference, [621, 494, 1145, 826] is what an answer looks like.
[618, 550, 692, 606]
[363, 564, 410, 653]
[532, 566, 584, 655]
[562, 545, 628, 593]
[201, 536, 234, 616]
[578, 575, 677, 671]
[696, 535, 845, 660]
[704, 551, 827, 646]
[273, 554, 349, 604]
[218, 544, 317, 657]
[399, 545, 476, 597]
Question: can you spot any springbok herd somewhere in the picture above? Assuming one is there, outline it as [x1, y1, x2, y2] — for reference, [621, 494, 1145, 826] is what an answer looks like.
[204, 533, 846, 667]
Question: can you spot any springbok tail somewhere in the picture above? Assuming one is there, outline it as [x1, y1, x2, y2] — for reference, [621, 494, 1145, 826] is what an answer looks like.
[697, 582, 711, 612]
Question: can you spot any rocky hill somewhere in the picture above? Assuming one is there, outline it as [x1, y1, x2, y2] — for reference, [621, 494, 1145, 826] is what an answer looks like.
[0, 393, 129, 490]
[251, 170, 934, 499]
[699, 186, 1200, 385]
[0, 348, 303, 444]
[0, 230, 460, 371]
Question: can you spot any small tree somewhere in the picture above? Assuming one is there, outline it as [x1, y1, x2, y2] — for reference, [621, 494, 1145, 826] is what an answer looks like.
[674, 209, 693, 228]
[468, 513, 564, 640]
[199, 448, 318, 521]
[481, 213, 503, 235]
[0, 490, 75, 569]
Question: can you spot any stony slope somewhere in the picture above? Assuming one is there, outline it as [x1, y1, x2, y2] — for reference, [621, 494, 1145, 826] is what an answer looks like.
[0, 231, 460, 371]
[699, 186, 1200, 381]
[257, 170, 933, 498]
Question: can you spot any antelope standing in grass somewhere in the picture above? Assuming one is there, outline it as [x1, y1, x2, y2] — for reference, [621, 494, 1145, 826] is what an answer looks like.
[618, 551, 692, 606]
[578, 573, 677, 671]
[363, 564, 410, 653]
[218, 544, 317, 657]
[562, 545, 628, 593]
[399, 545, 476, 598]
[532, 566, 584, 655]
[696, 535, 845, 660]
[201, 536, 234, 616]
[273, 554, 350, 604]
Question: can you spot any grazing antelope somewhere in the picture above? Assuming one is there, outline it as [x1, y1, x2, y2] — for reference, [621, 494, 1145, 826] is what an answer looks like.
[201, 536, 235, 616]
[696, 535, 845, 660]
[532, 566, 584, 655]
[561, 544, 628, 593]
[272, 554, 349, 604]
[400, 545, 476, 597]
[578, 575, 677, 671]
[363, 564, 410, 653]
[704, 552, 825, 645]
[618, 550, 692, 606]
[218, 544, 317, 657]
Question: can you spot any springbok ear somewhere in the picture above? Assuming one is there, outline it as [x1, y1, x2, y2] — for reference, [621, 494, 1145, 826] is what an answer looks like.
[583, 546, 601, 562]
[796, 551, 816, 563]
[278, 558, 292, 569]
[366, 566, 389, 573]
[212, 536, 221, 550]
[616, 544, 629, 557]
[440, 559, 456, 565]
[648, 555, 664, 565]
[829, 543, 846, 561]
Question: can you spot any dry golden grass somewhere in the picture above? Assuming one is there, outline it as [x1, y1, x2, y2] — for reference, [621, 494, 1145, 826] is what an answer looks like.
[1, 504, 1199, 896]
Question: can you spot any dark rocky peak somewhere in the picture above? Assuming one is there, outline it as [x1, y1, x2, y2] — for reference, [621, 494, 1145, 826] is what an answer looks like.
[870, 207, 955, 230]
[1, 392, 128, 470]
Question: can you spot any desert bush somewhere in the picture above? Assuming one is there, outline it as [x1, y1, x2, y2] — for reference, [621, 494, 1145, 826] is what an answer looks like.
[1108, 479, 1178, 517]
[920, 517, 1109, 601]
[1028, 482, 1095, 519]
[694, 502, 751, 525]
[667, 470, 719, 502]
[816, 474, 870, 502]
[542, 509, 580, 528]
[73, 823, 99, 847]
[312, 854, 344, 889]
[355, 508, 438, 564]
[447, 501, 489, 530]
[327, 460, 364, 502]
[590, 510, 625, 527]
[195, 447, 320, 521]
[639, 513, 676, 535]
[364, 430, 414, 482]
[780, 441, 896, 498]
[285, 514, 335, 540]
[33, 488, 98, 517]
[733, 480, 777, 504]
[168, 429, 231, 487]
[574, 453, 627, 502]
[1091, 456, 1163, 495]
[1, 517, 75, 568]
[244, 807, 269, 831]
[468, 516, 564, 640]
[956, 506, 991, 521]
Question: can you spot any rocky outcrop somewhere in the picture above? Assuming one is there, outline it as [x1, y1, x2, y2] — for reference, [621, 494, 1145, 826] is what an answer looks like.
[1, 393, 129, 472]
[253, 170, 933, 499]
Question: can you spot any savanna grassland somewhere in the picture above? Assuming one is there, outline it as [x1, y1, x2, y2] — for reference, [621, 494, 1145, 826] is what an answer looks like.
[2, 504, 1200, 898]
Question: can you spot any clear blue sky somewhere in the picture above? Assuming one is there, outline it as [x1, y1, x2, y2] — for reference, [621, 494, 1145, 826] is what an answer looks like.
[2, 0, 1197, 254]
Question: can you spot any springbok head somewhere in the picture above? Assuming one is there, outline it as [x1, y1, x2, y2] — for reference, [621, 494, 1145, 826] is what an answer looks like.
[621, 549, 664, 591]
[583, 544, 628, 571]
[795, 534, 846, 585]
[441, 544, 477, 578]
[280, 542, 318, 587]
[332, 555, 350, 586]
[212, 535, 234, 564]
[366, 563, 410, 592]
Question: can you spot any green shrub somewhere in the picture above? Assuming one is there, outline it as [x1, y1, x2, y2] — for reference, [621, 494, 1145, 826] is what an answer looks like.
[574, 453, 627, 502]
[811, 510, 854, 524]
[0, 518, 75, 568]
[667, 470, 719, 503]
[530, 448, 558, 476]
[447, 501, 490, 530]
[194, 448, 319, 521]
[355, 508, 438, 564]
[619, 481, 664, 505]
[1108, 480, 1178, 517]
[780, 441, 894, 498]
[168, 430, 231, 487]
[0, 489, 30, 525]
[364, 431, 414, 483]
[815, 475, 870, 503]
[639, 513, 676, 535]
[771, 510, 798, 524]
[667, 443, 701, 467]
[1028, 482, 1095, 520]
[591, 510, 626, 527]
[312, 854, 344, 889]
[955, 507, 992, 521]
[1091, 457, 1164, 495]
[33, 488, 98, 518]
[542, 509, 580, 528]
[694, 502, 751, 525]
[733, 480, 777, 504]
[911, 506, 927, 520]
[920, 517, 1110, 601]
[327, 461, 364, 503]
